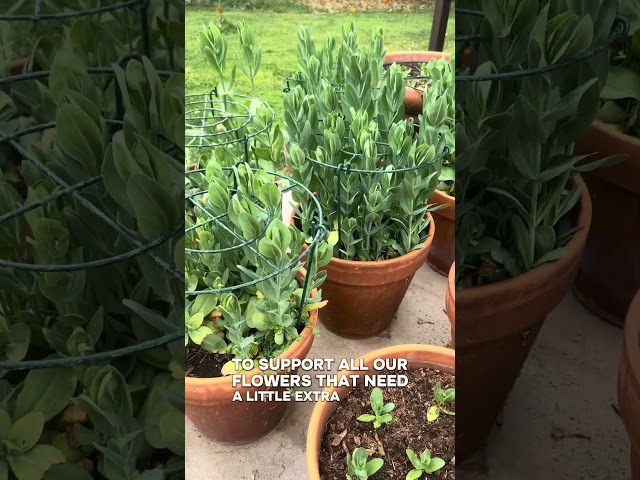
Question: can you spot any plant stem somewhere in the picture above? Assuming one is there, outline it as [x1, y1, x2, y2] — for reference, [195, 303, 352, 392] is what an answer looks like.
[0, 291, 11, 317]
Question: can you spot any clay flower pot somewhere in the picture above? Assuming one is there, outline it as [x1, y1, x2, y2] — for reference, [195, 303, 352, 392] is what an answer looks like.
[384, 51, 451, 118]
[455, 175, 592, 462]
[306, 344, 455, 479]
[619, 290, 640, 479]
[184, 275, 318, 445]
[315, 214, 435, 339]
[9, 58, 29, 76]
[446, 262, 455, 348]
[427, 188, 455, 275]
[573, 120, 640, 326]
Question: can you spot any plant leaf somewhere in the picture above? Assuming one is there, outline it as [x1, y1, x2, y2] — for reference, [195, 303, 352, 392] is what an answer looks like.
[8, 445, 65, 480]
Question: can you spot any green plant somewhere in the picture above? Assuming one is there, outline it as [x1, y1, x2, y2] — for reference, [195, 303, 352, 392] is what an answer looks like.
[456, 0, 624, 288]
[597, 0, 640, 138]
[356, 387, 395, 428]
[1, 410, 65, 480]
[0, 68, 184, 480]
[236, 20, 262, 96]
[346, 447, 384, 480]
[0, 7, 185, 477]
[416, 58, 455, 196]
[191, 22, 285, 172]
[405, 449, 446, 479]
[0, 0, 184, 74]
[184, 161, 331, 374]
[285, 24, 447, 262]
[426, 382, 455, 422]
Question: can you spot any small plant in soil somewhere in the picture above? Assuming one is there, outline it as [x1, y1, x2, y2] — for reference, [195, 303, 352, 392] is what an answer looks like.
[426, 383, 455, 422]
[346, 447, 384, 480]
[356, 387, 395, 428]
[320, 368, 454, 480]
[406, 448, 446, 479]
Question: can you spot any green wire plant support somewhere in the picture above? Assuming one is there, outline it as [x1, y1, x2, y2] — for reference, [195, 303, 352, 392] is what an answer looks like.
[184, 94, 326, 324]
[0, 1, 183, 371]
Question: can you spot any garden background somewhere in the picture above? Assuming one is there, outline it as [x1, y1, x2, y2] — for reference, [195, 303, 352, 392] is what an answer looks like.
[185, 0, 454, 119]
[184, 2, 456, 479]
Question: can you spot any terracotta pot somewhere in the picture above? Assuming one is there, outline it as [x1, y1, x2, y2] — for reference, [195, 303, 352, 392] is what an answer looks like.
[573, 120, 640, 326]
[384, 51, 451, 117]
[619, 290, 640, 479]
[446, 262, 455, 348]
[427, 189, 455, 275]
[9, 58, 29, 76]
[184, 272, 318, 445]
[313, 214, 435, 339]
[306, 344, 455, 479]
[455, 175, 592, 462]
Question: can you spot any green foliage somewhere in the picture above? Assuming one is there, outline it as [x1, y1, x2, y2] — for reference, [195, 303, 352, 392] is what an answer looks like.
[426, 382, 455, 422]
[346, 447, 384, 480]
[405, 449, 446, 479]
[185, 8, 447, 121]
[0, 3, 185, 477]
[417, 58, 456, 196]
[1, 410, 65, 480]
[598, 0, 640, 138]
[456, 0, 625, 288]
[0, 0, 184, 73]
[184, 161, 331, 372]
[356, 387, 395, 428]
[189, 22, 285, 172]
[285, 24, 449, 261]
[391, 58, 456, 195]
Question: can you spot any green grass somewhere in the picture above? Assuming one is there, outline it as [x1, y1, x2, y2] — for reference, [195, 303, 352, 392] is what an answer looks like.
[186, 6, 455, 120]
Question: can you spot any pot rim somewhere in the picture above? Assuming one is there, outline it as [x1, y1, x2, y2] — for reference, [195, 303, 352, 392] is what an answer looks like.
[384, 50, 451, 64]
[184, 268, 318, 388]
[305, 344, 455, 479]
[323, 212, 435, 269]
[447, 261, 455, 303]
[592, 119, 640, 151]
[624, 290, 640, 381]
[429, 189, 455, 221]
[457, 174, 591, 301]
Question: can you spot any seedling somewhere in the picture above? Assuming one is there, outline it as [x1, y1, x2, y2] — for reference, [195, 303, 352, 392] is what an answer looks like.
[346, 447, 384, 480]
[356, 387, 395, 428]
[426, 383, 455, 422]
[406, 449, 446, 479]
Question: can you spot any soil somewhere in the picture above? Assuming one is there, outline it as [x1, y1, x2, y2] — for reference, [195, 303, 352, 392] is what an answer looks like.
[185, 343, 234, 378]
[319, 367, 455, 479]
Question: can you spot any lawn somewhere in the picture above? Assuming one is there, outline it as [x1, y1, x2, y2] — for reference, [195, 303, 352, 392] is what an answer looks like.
[185, 5, 455, 120]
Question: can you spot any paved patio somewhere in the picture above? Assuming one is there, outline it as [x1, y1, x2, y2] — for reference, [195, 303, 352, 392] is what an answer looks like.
[458, 293, 630, 480]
